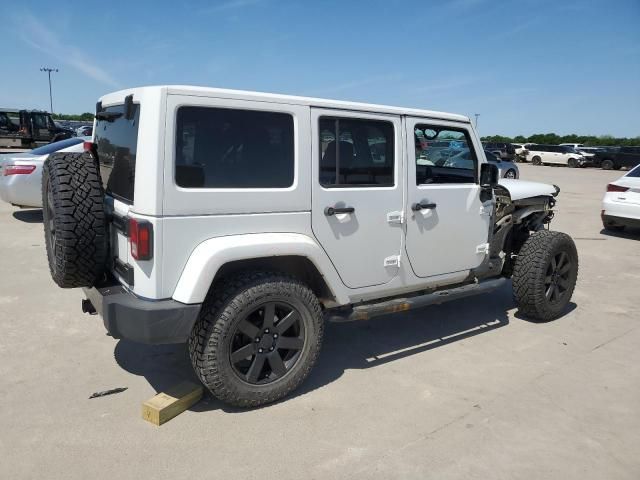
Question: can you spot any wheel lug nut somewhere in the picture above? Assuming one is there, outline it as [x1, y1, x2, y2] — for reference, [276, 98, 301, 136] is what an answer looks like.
[255, 337, 261, 342]
[269, 346, 274, 351]
[264, 328, 270, 333]
[258, 348, 263, 353]
[273, 333, 278, 339]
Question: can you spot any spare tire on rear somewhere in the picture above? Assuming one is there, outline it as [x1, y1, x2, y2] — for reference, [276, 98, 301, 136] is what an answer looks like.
[42, 151, 108, 288]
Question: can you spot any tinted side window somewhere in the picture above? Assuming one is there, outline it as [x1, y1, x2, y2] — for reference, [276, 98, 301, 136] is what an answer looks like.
[319, 117, 394, 187]
[414, 125, 477, 184]
[175, 107, 294, 188]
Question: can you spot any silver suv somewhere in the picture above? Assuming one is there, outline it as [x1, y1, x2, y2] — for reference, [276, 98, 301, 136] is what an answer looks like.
[42, 86, 578, 407]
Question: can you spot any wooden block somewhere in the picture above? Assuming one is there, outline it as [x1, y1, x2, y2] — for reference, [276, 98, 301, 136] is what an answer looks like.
[142, 381, 203, 426]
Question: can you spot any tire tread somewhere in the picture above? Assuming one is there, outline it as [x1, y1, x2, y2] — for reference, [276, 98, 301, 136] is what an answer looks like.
[188, 271, 323, 408]
[42, 152, 107, 288]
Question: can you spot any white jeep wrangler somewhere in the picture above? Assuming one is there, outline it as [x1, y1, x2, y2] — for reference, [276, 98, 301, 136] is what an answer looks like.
[42, 86, 578, 407]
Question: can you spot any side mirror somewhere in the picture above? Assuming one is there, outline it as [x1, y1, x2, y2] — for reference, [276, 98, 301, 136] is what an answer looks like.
[480, 163, 499, 188]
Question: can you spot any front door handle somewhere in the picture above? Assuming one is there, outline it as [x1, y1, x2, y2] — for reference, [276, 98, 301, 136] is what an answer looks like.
[411, 202, 437, 211]
[325, 206, 355, 216]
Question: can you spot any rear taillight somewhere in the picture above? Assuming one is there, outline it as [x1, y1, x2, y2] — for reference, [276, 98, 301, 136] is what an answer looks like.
[3, 165, 36, 176]
[129, 219, 153, 261]
[83, 141, 98, 157]
[607, 184, 629, 192]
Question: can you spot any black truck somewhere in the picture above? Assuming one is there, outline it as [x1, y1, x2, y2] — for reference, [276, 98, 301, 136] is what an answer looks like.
[0, 109, 74, 149]
[592, 146, 640, 170]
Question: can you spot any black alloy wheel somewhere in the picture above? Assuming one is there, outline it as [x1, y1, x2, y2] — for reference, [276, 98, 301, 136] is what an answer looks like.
[229, 301, 305, 385]
[543, 251, 573, 304]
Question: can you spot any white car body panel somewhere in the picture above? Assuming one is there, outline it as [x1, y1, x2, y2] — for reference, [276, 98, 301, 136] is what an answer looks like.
[0, 140, 85, 208]
[602, 167, 640, 221]
[498, 179, 557, 200]
[172, 233, 348, 305]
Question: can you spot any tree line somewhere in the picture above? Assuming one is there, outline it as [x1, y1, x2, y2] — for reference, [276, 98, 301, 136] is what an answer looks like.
[481, 133, 640, 147]
[51, 113, 95, 121]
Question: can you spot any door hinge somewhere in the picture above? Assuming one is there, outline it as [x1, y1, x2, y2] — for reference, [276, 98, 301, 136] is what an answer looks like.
[387, 211, 404, 224]
[476, 243, 490, 254]
[384, 255, 401, 268]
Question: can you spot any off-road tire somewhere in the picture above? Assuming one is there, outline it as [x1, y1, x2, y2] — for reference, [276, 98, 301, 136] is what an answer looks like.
[189, 271, 324, 408]
[512, 230, 578, 322]
[601, 159, 614, 170]
[532, 156, 542, 165]
[42, 151, 107, 288]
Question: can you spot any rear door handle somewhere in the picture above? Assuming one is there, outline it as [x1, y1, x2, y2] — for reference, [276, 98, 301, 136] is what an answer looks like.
[325, 206, 355, 216]
[411, 202, 437, 211]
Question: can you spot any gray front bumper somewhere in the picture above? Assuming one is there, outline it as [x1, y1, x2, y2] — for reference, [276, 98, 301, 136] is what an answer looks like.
[83, 284, 201, 345]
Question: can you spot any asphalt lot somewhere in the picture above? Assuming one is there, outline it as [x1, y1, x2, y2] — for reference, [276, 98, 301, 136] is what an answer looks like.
[1, 164, 638, 479]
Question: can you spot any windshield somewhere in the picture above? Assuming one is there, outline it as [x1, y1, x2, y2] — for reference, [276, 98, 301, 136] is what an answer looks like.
[31, 137, 83, 155]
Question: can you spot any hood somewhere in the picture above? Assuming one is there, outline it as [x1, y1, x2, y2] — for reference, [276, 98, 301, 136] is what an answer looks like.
[498, 179, 559, 200]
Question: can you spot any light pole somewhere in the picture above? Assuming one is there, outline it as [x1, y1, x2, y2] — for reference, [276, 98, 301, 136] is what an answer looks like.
[40, 67, 58, 113]
[474, 113, 480, 130]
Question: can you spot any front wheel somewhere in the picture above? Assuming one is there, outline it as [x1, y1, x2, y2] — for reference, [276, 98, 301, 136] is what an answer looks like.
[512, 231, 578, 321]
[504, 169, 517, 179]
[189, 271, 324, 408]
[532, 156, 542, 166]
[567, 158, 578, 168]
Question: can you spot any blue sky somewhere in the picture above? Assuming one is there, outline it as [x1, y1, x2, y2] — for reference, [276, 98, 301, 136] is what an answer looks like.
[2, 0, 639, 137]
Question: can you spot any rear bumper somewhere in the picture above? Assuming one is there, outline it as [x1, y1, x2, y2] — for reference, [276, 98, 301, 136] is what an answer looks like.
[602, 214, 640, 228]
[83, 283, 201, 344]
[602, 196, 640, 221]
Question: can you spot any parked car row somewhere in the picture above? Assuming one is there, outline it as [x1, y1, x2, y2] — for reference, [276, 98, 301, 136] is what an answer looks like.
[482, 141, 640, 171]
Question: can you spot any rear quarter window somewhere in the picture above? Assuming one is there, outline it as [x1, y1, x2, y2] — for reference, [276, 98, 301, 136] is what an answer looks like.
[175, 106, 294, 189]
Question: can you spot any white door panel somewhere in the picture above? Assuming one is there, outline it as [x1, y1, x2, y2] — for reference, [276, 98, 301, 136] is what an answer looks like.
[311, 109, 403, 289]
[406, 185, 490, 276]
[405, 118, 490, 278]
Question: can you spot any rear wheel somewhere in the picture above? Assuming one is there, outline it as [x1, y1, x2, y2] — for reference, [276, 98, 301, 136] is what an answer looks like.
[512, 230, 578, 322]
[601, 159, 614, 170]
[532, 156, 542, 166]
[189, 271, 324, 408]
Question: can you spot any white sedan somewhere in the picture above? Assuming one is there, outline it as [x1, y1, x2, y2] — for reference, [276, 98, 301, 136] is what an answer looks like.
[0, 137, 88, 208]
[601, 164, 640, 231]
